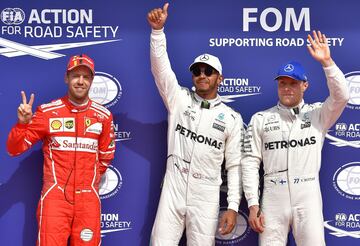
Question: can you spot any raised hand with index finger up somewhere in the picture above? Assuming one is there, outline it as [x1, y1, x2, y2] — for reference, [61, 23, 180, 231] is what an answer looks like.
[18, 91, 35, 124]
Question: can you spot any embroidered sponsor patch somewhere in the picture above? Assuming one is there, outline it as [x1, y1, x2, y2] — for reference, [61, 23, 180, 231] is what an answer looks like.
[49, 118, 75, 132]
[84, 117, 102, 135]
[80, 228, 93, 242]
[50, 136, 98, 153]
[213, 122, 225, 132]
[51, 119, 62, 130]
[64, 119, 74, 129]
[85, 118, 92, 127]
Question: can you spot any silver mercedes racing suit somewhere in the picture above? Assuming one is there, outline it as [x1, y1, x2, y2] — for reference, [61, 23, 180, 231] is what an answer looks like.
[150, 28, 244, 246]
[242, 64, 349, 245]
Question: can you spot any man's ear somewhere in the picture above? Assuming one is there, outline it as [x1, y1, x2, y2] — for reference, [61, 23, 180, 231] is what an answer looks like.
[302, 81, 309, 92]
[217, 74, 224, 86]
[64, 73, 69, 84]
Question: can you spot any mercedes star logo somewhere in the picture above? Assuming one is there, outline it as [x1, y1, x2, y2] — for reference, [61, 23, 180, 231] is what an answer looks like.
[284, 64, 294, 72]
[200, 54, 209, 61]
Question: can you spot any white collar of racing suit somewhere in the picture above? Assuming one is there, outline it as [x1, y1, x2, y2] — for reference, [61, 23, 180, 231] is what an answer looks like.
[277, 100, 305, 116]
[193, 93, 222, 109]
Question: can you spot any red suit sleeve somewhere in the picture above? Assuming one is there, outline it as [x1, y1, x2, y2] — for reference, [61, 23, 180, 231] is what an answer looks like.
[7, 107, 47, 156]
[98, 113, 116, 175]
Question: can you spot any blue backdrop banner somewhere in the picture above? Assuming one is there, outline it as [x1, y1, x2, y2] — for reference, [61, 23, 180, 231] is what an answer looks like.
[0, 1, 359, 245]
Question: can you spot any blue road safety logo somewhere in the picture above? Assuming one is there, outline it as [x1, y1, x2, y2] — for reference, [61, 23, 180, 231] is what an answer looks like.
[101, 213, 132, 238]
[99, 165, 122, 200]
[345, 71, 360, 109]
[90, 72, 122, 108]
[0, 8, 120, 59]
[215, 208, 251, 244]
[326, 72, 360, 148]
[218, 77, 262, 103]
[333, 162, 360, 200]
[326, 121, 360, 149]
[324, 212, 360, 239]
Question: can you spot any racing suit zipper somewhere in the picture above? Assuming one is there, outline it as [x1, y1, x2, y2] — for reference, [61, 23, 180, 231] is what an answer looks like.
[186, 105, 204, 205]
[286, 112, 298, 208]
[64, 110, 78, 206]
[74, 111, 79, 208]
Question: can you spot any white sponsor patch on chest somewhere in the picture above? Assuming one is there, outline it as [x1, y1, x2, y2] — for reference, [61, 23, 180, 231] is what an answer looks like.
[86, 122, 102, 135]
[49, 118, 75, 132]
[51, 136, 98, 153]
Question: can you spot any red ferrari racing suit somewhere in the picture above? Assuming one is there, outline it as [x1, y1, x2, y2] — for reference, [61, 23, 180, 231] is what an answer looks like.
[7, 96, 115, 246]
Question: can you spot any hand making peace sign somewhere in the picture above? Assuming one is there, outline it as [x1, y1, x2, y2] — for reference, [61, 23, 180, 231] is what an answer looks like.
[18, 91, 35, 124]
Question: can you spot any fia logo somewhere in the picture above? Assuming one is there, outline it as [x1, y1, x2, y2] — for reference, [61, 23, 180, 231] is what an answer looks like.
[1, 8, 25, 25]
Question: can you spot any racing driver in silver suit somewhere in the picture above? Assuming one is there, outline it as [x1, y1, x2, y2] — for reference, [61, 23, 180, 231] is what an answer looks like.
[148, 3, 244, 246]
[242, 30, 349, 245]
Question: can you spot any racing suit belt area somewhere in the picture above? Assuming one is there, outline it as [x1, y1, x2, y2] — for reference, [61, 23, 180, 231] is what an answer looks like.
[7, 96, 115, 246]
[261, 172, 323, 246]
[150, 28, 243, 246]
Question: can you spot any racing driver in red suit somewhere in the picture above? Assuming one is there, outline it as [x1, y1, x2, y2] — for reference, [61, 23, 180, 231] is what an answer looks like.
[7, 54, 115, 246]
